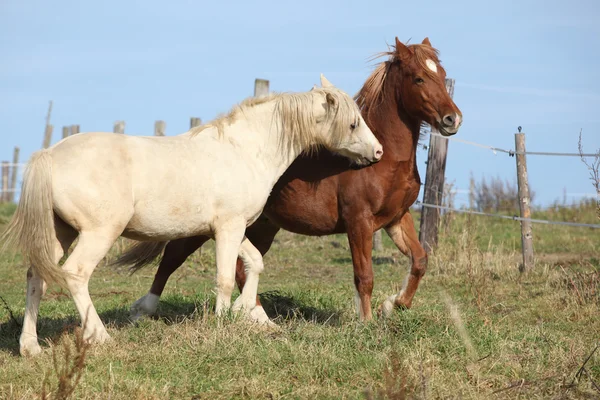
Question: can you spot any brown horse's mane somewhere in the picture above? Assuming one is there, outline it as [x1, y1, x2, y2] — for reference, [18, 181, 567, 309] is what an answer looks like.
[354, 42, 441, 144]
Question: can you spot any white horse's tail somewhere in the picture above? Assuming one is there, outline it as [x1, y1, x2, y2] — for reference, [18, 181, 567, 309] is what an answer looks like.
[1, 150, 67, 288]
[110, 241, 167, 272]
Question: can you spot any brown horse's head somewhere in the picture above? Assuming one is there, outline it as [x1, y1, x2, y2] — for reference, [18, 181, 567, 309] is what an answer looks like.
[391, 37, 462, 136]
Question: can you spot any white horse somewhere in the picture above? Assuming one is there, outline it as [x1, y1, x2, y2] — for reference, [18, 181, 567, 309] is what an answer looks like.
[1, 75, 383, 357]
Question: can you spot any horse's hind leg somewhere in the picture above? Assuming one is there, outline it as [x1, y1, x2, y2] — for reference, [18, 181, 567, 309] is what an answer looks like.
[130, 236, 209, 321]
[380, 211, 427, 317]
[20, 217, 77, 357]
[61, 227, 123, 343]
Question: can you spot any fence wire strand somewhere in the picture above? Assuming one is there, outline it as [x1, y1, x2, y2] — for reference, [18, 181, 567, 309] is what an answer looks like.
[427, 131, 599, 157]
[416, 200, 600, 229]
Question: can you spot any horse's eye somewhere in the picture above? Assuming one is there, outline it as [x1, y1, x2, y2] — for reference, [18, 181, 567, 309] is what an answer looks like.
[415, 77, 425, 85]
[350, 123, 357, 130]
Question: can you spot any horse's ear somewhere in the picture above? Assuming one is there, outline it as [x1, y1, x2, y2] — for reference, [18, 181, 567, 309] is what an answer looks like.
[325, 92, 338, 108]
[310, 84, 318, 91]
[320, 73, 334, 88]
[395, 37, 412, 61]
[422, 37, 432, 47]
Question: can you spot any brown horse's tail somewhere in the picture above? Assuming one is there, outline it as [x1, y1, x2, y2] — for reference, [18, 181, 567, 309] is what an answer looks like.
[110, 241, 167, 273]
[0, 150, 68, 288]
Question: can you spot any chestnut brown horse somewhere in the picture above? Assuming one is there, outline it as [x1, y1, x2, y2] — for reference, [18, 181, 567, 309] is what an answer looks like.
[117, 37, 463, 321]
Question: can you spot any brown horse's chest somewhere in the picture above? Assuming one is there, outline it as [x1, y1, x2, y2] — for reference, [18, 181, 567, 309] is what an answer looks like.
[263, 159, 421, 235]
[340, 162, 421, 229]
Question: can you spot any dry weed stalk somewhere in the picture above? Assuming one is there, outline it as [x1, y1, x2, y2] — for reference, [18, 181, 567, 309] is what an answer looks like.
[567, 343, 600, 394]
[364, 349, 417, 400]
[578, 130, 600, 219]
[41, 326, 90, 400]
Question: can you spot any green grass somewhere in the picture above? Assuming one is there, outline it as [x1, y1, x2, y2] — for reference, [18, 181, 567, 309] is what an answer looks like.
[0, 204, 598, 399]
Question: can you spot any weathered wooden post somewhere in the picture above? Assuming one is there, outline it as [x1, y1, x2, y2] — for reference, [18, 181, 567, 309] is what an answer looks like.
[41, 101, 53, 149]
[190, 117, 202, 128]
[42, 125, 53, 149]
[154, 121, 166, 136]
[254, 79, 269, 97]
[1, 161, 9, 202]
[62, 126, 69, 139]
[9, 147, 19, 203]
[469, 174, 476, 210]
[70, 124, 80, 136]
[515, 127, 534, 272]
[114, 121, 125, 134]
[373, 230, 384, 252]
[419, 78, 455, 253]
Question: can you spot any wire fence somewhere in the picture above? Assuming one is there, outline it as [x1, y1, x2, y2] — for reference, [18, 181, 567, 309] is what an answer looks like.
[426, 131, 600, 157]
[417, 128, 599, 231]
[415, 200, 600, 229]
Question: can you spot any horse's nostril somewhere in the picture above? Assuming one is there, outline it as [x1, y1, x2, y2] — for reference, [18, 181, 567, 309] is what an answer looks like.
[443, 114, 455, 127]
[375, 149, 383, 159]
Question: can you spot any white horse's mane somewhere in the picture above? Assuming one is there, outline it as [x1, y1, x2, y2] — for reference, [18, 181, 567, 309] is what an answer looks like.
[189, 88, 360, 154]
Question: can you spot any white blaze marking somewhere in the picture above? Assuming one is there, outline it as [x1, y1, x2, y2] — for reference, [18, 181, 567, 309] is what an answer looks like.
[425, 59, 437, 73]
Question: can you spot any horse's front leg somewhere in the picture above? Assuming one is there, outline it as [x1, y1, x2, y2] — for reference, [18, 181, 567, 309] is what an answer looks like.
[232, 239, 274, 325]
[345, 212, 376, 321]
[380, 211, 427, 316]
[214, 220, 247, 316]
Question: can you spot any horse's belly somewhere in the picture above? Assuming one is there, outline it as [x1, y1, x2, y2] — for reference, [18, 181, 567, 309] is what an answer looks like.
[264, 181, 342, 235]
[123, 205, 214, 241]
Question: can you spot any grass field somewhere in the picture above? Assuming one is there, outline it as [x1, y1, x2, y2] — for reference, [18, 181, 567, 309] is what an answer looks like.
[0, 202, 598, 399]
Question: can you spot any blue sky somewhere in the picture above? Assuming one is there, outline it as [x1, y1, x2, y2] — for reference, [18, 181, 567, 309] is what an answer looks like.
[1, 0, 599, 208]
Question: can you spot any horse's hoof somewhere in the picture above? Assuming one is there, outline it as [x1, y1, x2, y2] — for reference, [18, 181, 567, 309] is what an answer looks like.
[380, 295, 397, 318]
[83, 328, 111, 345]
[232, 297, 254, 315]
[250, 306, 277, 327]
[20, 339, 43, 357]
[129, 293, 159, 321]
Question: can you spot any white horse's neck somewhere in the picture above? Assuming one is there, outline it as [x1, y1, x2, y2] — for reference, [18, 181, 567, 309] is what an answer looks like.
[192, 100, 310, 188]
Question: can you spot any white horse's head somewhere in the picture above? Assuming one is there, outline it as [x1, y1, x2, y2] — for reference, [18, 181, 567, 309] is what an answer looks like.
[313, 74, 383, 167]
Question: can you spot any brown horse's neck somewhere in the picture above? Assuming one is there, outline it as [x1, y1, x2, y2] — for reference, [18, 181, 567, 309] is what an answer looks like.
[364, 67, 422, 163]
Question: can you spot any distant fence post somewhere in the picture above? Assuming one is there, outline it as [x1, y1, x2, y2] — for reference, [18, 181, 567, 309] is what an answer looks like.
[9, 147, 19, 203]
[114, 121, 125, 134]
[1, 161, 8, 203]
[515, 128, 534, 272]
[373, 230, 383, 252]
[70, 125, 80, 136]
[42, 125, 53, 149]
[190, 117, 202, 129]
[254, 79, 269, 97]
[42, 101, 53, 149]
[62, 126, 69, 139]
[419, 78, 455, 253]
[154, 120, 166, 136]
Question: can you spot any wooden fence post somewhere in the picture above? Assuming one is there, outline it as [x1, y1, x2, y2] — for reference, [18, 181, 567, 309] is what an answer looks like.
[154, 121, 166, 136]
[114, 121, 125, 134]
[515, 128, 534, 272]
[42, 125, 53, 149]
[254, 79, 269, 97]
[373, 230, 383, 252]
[42, 101, 53, 149]
[62, 126, 69, 139]
[9, 147, 19, 203]
[418, 78, 455, 253]
[70, 125, 80, 136]
[190, 117, 202, 128]
[1, 161, 8, 203]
